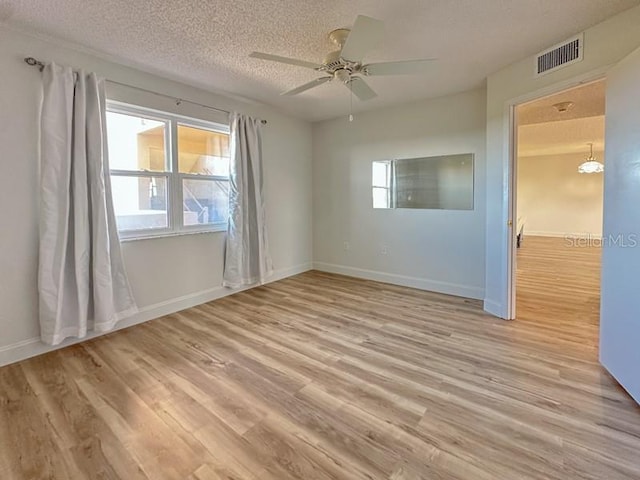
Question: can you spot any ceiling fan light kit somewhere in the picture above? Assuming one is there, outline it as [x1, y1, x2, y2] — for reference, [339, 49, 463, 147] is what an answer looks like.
[249, 15, 436, 104]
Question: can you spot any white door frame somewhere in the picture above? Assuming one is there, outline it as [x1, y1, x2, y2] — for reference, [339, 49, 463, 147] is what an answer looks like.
[505, 68, 609, 320]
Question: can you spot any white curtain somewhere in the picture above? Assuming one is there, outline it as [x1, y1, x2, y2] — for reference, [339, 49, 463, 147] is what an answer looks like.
[39, 63, 137, 345]
[223, 113, 273, 287]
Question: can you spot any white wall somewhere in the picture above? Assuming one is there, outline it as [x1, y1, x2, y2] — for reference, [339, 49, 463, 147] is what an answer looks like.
[484, 5, 640, 317]
[517, 152, 604, 237]
[600, 44, 640, 404]
[312, 88, 486, 299]
[0, 25, 313, 365]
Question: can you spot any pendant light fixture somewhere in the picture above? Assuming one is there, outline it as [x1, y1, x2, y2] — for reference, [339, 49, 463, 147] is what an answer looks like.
[578, 143, 604, 174]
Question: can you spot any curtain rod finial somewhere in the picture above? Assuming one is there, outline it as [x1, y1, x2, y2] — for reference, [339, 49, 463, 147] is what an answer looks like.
[25, 56, 45, 71]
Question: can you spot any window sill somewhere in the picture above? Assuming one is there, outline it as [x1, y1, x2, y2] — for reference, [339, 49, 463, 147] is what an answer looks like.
[119, 226, 227, 242]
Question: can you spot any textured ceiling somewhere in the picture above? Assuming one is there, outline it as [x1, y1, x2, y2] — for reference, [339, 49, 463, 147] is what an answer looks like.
[518, 81, 606, 125]
[2, 0, 638, 121]
[518, 80, 605, 157]
[518, 117, 605, 157]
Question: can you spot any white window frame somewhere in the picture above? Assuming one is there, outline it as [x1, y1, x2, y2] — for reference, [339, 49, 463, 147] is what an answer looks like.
[372, 160, 395, 209]
[106, 101, 230, 240]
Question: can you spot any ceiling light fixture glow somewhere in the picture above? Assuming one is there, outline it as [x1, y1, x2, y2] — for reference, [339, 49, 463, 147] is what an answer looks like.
[578, 143, 604, 174]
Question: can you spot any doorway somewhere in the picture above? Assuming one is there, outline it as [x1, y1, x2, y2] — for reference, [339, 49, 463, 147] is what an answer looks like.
[512, 80, 605, 332]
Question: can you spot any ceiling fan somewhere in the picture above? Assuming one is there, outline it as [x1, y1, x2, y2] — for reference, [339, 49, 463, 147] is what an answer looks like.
[249, 15, 435, 101]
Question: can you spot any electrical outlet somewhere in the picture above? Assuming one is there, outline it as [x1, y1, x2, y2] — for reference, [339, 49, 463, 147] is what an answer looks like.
[343, 241, 350, 251]
[381, 245, 388, 255]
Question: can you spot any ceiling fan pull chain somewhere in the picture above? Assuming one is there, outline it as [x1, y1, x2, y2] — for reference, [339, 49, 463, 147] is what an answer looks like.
[349, 79, 354, 122]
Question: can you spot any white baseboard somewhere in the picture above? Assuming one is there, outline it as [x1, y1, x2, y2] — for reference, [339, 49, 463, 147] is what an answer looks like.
[313, 261, 484, 300]
[269, 262, 313, 282]
[525, 231, 568, 238]
[0, 262, 312, 367]
[525, 231, 602, 239]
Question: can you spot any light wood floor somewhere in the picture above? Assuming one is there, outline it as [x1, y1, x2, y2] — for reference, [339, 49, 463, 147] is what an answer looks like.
[1, 255, 639, 478]
[517, 235, 602, 336]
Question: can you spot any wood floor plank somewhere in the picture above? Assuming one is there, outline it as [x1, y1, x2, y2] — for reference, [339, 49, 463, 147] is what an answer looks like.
[0, 364, 81, 480]
[19, 352, 148, 480]
[1, 237, 640, 478]
[242, 418, 354, 480]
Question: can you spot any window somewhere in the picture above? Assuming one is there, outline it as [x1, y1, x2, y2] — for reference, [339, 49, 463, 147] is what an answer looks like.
[106, 103, 230, 239]
[372, 160, 393, 208]
[372, 154, 474, 210]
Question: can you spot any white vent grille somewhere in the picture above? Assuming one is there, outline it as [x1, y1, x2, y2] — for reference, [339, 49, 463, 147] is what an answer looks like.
[535, 34, 583, 77]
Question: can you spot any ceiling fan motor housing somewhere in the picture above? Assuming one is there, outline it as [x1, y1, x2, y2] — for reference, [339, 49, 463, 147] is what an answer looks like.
[323, 50, 363, 83]
[323, 50, 344, 70]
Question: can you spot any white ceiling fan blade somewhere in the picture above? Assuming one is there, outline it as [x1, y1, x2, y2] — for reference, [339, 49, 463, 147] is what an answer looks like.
[364, 59, 436, 76]
[281, 77, 332, 96]
[250, 52, 323, 70]
[346, 77, 377, 101]
[340, 15, 384, 61]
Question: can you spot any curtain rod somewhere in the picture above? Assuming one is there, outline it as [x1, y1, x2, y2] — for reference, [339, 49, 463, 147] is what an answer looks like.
[24, 57, 267, 125]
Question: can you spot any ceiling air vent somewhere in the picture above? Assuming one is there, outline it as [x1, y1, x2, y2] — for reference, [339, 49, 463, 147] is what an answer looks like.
[534, 33, 583, 77]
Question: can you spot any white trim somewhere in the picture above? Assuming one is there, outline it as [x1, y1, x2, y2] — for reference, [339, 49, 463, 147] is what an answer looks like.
[502, 71, 609, 321]
[119, 225, 226, 242]
[524, 231, 568, 238]
[524, 231, 603, 239]
[0, 262, 312, 367]
[267, 262, 313, 282]
[107, 102, 231, 240]
[107, 101, 230, 134]
[507, 103, 518, 320]
[313, 262, 484, 300]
